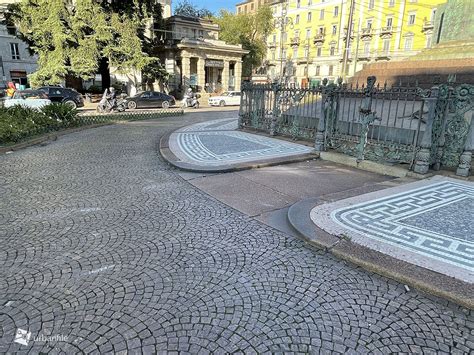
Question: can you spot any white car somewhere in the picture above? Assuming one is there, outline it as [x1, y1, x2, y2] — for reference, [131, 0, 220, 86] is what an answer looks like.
[4, 90, 51, 109]
[208, 91, 242, 107]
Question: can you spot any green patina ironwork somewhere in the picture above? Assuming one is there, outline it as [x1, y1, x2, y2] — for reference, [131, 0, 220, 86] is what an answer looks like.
[239, 77, 473, 176]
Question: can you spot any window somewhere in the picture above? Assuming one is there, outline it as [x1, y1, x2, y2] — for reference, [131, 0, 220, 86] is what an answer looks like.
[251, 3, 254, 10]
[408, 13, 416, 25]
[304, 47, 309, 58]
[282, 49, 287, 59]
[308, 0, 312, 5]
[282, 32, 287, 42]
[10, 43, 20, 60]
[389, 0, 395, 6]
[238, 7, 241, 14]
[334, 6, 339, 17]
[272, 51, 276, 60]
[367, 20, 372, 29]
[364, 42, 370, 55]
[316, 65, 320, 76]
[386, 17, 393, 27]
[330, 46, 335, 56]
[306, 29, 311, 38]
[297, 0, 301, 8]
[431, 9, 437, 22]
[295, 14, 300, 24]
[293, 48, 298, 59]
[307, 12, 312, 22]
[332, 25, 337, 35]
[319, 26, 324, 34]
[404, 37, 413, 50]
[328, 65, 333, 76]
[368, 0, 375, 9]
[317, 47, 322, 56]
[383, 39, 390, 53]
[273, 34, 276, 43]
[320, 9, 324, 20]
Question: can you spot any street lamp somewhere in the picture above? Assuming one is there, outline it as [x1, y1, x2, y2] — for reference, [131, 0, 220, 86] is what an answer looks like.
[274, 1, 293, 84]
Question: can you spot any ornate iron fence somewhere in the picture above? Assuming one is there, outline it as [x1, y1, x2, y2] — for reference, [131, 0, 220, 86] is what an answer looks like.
[239, 77, 474, 176]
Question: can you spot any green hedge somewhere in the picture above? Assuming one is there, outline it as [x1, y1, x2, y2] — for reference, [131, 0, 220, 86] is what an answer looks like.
[0, 104, 184, 145]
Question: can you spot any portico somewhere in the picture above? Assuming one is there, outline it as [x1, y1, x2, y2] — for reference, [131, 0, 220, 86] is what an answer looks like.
[159, 16, 247, 97]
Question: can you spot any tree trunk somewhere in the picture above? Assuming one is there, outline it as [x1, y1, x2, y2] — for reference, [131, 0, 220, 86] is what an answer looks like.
[99, 57, 110, 91]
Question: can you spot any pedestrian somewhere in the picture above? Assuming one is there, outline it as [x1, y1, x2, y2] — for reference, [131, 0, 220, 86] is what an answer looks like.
[6, 82, 16, 99]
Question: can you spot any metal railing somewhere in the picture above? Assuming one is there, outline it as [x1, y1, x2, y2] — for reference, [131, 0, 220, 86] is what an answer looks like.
[239, 77, 474, 176]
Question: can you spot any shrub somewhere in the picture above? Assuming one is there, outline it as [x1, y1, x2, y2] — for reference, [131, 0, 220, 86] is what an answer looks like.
[41, 103, 78, 127]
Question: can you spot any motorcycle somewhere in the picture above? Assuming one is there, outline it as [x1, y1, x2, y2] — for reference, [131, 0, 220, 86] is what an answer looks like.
[97, 92, 127, 113]
[181, 93, 200, 109]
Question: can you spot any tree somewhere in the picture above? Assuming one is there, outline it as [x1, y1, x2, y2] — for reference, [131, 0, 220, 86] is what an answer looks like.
[215, 6, 274, 77]
[6, 0, 166, 88]
[174, 0, 213, 19]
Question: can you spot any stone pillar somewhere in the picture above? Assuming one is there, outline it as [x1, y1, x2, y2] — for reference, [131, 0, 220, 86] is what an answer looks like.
[456, 112, 474, 177]
[222, 61, 230, 91]
[181, 56, 191, 89]
[413, 86, 439, 175]
[234, 60, 243, 91]
[197, 57, 206, 92]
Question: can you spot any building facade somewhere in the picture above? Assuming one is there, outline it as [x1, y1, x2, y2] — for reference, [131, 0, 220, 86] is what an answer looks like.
[265, 0, 446, 86]
[158, 16, 247, 96]
[0, 0, 37, 90]
[236, 0, 275, 14]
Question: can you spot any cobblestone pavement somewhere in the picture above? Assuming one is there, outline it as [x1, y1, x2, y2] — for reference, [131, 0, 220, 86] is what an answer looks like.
[0, 117, 473, 354]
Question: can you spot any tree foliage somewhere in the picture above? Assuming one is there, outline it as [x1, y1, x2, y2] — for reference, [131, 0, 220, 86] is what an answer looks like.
[215, 6, 274, 77]
[174, 0, 213, 19]
[6, 0, 165, 87]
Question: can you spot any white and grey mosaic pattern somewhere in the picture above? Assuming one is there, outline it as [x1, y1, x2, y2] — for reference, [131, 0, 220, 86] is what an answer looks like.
[171, 130, 313, 165]
[311, 177, 474, 282]
[177, 118, 238, 132]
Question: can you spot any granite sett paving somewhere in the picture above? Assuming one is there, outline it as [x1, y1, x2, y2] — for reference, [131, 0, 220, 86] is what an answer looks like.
[0, 112, 473, 353]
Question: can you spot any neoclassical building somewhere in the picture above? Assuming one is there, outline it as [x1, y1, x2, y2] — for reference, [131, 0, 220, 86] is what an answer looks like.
[158, 15, 248, 96]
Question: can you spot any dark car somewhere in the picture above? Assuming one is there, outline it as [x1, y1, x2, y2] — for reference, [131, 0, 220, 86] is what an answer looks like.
[126, 91, 175, 109]
[38, 86, 84, 109]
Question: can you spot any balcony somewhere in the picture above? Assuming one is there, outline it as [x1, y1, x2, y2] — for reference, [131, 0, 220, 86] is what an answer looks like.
[342, 29, 354, 40]
[422, 20, 434, 32]
[380, 26, 393, 36]
[313, 33, 325, 45]
[360, 27, 373, 39]
[290, 37, 300, 46]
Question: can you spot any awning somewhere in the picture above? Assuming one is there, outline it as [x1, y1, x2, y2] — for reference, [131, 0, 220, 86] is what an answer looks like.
[10, 70, 27, 78]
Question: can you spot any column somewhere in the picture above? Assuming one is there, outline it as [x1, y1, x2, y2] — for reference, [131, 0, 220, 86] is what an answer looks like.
[181, 56, 191, 89]
[197, 57, 206, 92]
[222, 61, 230, 91]
[234, 60, 243, 91]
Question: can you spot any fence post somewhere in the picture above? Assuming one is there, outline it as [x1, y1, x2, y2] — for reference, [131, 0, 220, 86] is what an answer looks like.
[315, 80, 328, 152]
[356, 76, 379, 163]
[270, 81, 281, 136]
[413, 86, 439, 174]
[456, 111, 473, 177]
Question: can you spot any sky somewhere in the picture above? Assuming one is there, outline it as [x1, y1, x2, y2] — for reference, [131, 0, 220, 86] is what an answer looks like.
[172, 0, 235, 15]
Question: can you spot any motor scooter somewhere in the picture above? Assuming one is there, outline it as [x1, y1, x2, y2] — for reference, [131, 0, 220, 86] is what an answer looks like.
[181, 94, 200, 109]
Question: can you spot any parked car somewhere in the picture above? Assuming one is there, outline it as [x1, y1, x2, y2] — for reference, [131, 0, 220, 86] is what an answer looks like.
[4, 90, 51, 109]
[208, 91, 242, 107]
[38, 86, 84, 108]
[126, 91, 175, 109]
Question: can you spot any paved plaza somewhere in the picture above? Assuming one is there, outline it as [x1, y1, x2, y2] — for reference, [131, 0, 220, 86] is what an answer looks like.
[0, 112, 473, 353]
[167, 118, 314, 169]
[310, 177, 474, 284]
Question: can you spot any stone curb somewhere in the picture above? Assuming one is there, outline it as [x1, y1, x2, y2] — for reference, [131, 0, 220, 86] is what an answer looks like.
[0, 123, 112, 154]
[159, 129, 319, 173]
[287, 198, 474, 310]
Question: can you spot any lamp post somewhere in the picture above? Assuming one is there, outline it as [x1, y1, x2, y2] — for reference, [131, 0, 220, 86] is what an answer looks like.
[274, 1, 293, 83]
